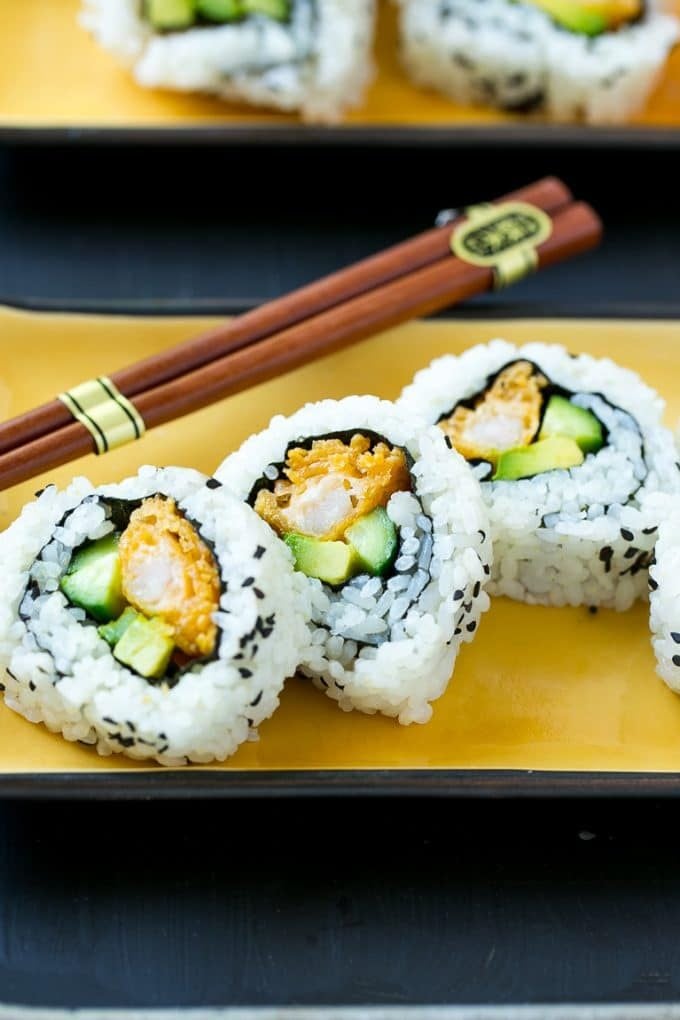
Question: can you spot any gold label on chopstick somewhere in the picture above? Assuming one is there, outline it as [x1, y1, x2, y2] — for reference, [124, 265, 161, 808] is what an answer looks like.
[58, 377, 145, 455]
[452, 201, 553, 290]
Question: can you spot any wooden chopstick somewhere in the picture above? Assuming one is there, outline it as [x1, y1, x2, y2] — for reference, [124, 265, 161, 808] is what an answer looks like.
[0, 177, 571, 458]
[0, 200, 601, 492]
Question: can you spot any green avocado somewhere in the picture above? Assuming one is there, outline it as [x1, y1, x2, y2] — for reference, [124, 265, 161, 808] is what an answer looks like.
[60, 533, 125, 624]
[196, 0, 243, 21]
[285, 533, 360, 587]
[524, 0, 608, 35]
[345, 508, 398, 578]
[241, 0, 290, 19]
[113, 615, 175, 680]
[146, 0, 197, 29]
[493, 436, 584, 481]
[539, 395, 604, 454]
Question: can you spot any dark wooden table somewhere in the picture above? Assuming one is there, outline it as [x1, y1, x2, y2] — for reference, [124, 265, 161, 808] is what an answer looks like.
[0, 141, 679, 1010]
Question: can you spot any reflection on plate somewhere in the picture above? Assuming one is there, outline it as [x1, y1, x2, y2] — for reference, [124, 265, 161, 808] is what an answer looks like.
[1, 304, 680, 783]
[2, 0, 680, 140]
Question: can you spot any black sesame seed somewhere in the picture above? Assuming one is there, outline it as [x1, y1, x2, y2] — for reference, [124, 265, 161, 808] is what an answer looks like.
[483, 564, 490, 576]
[673, 656, 680, 668]
[453, 589, 464, 601]
[206, 478, 222, 490]
[620, 528, 634, 541]
[463, 602, 473, 613]
[444, 436, 453, 449]
[479, 530, 487, 542]
[473, 582, 481, 598]
[247, 718, 254, 727]
[158, 744, 169, 754]
[103, 716, 116, 725]
[239, 668, 253, 679]
[649, 578, 659, 591]
[624, 547, 638, 559]
[253, 588, 265, 600]
[643, 526, 658, 535]
[6, 669, 16, 681]
[0, 683, 5, 692]
[454, 628, 462, 636]
[250, 690, 263, 707]
[242, 577, 255, 588]
[588, 606, 598, 615]
[254, 545, 266, 559]
[466, 621, 477, 633]
[672, 633, 680, 645]
[334, 682, 345, 691]
[34, 488, 46, 498]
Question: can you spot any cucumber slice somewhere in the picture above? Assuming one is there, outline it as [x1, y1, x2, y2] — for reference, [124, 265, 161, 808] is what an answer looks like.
[196, 0, 243, 21]
[98, 607, 138, 648]
[146, 0, 197, 29]
[60, 533, 125, 623]
[345, 508, 398, 577]
[285, 533, 360, 587]
[113, 616, 175, 680]
[493, 437, 584, 481]
[539, 395, 604, 454]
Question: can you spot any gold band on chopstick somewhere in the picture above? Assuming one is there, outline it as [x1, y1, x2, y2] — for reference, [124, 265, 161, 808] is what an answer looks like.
[57, 377, 146, 455]
[451, 201, 553, 290]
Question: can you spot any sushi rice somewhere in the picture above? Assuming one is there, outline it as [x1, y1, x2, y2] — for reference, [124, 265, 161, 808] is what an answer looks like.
[399, 340, 680, 610]
[216, 396, 492, 725]
[647, 494, 680, 692]
[0, 466, 311, 766]
[394, 0, 680, 124]
[80, 0, 376, 122]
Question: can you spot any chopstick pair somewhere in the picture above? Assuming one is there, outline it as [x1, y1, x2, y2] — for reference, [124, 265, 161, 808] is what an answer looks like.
[0, 178, 601, 491]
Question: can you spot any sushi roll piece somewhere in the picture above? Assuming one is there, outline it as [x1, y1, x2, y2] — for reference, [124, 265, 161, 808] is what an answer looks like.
[0, 466, 310, 766]
[399, 340, 680, 610]
[80, 0, 376, 122]
[394, 0, 679, 124]
[647, 495, 680, 692]
[215, 397, 491, 725]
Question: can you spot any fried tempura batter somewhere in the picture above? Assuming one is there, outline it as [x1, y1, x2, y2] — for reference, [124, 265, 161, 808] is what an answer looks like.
[439, 361, 548, 464]
[255, 434, 411, 541]
[119, 496, 220, 657]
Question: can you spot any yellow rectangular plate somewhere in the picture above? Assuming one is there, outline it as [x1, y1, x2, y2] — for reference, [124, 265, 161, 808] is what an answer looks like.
[2, 304, 680, 797]
[2, 0, 680, 142]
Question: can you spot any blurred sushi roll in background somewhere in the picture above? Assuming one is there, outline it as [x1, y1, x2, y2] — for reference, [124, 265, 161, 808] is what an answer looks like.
[216, 396, 491, 725]
[80, 0, 376, 122]
[399, 341, 680, 610]
[394, 0, 679, 123]
[646, 495, 680, 692]
[0, 467, 310, 766]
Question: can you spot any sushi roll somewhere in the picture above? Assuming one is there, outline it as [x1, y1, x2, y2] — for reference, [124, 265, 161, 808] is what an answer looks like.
[647, 496, 680, 692]
[394, 0, 679, 124]
[0, 466, 310, 766]
[80, 0, 376, 122]
[399, 340, 680, 610]
[215, 397, 491, 725]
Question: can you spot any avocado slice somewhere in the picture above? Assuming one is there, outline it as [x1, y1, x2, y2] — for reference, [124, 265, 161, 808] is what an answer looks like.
[524, 0, 608, 35]
[539, 395, 604, 454]
[98, 607, 138, 648]
[60, 534, 126, 624]
[493, 437, 584, 481]
[285, 533, 360, 587]
[196, 0, 243, 21]
[345, 508, 398, 578]
[113, 615, 175, 680]
[145, 0, 197, 29]
[242, 0, 290, 20]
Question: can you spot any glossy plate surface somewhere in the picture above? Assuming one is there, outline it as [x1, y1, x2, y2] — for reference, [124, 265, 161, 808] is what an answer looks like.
[2, 0, 680, 143]
[1, 305, 680, 794]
